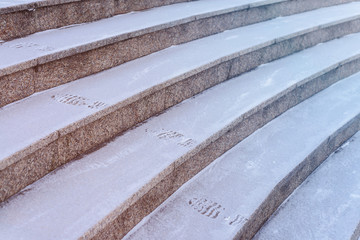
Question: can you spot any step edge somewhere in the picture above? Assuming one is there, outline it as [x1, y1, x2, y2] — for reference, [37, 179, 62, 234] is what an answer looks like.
[82, 61, 360, 240]
[1, 44, 359, 239]
[236, 114, 360, 240]
[0, 0, 82, 14]
[2, 42, 360, 173]
[0, 0, 285, 77]
[2, 18, 360, 203]
[2, 0, 357, 78]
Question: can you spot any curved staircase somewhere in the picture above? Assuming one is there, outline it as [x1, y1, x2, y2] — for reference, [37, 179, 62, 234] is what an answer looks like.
[0, 0, 359, 239]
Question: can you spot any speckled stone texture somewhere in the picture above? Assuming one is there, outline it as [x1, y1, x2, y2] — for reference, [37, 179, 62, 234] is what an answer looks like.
[80, 58, 360, 239]
[228, 18, 360, 79]
[0, 69, 34, 107]
[2, 16, 360, 203]
[1, 0, 358, 108]
[0, 0, 194, 41]
[0, 0, 354, 41]
[0, 142, 58, 204]
[0, 0, 114, 41]
[0, 0, 200, 41]
[0, 1, 359, 239]
[114, 0, 193, 14]
[0, 62, 230, 202]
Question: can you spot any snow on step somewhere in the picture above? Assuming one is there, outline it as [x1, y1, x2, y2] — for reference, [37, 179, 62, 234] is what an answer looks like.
[254, 132, 360, 240]
[124, 75, 360, 240]
[2, 34, 360, 239]
[0, 0, 271, 74]
[0, 0, 38, 9]
[0, 0, 246, 12]
[1, 1, 360, 76]
[0, 0, 76, 11]
[2, 8, 360, 172]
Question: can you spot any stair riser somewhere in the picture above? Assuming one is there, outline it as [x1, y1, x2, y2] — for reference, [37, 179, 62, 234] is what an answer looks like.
[280, 0, 358, 13]
[1, 0, 355, 42]
[229, 18, 360, 78]
[114, 0, 192, 15]
[1, 0, 357, 107]
[0, 0, 191, 41]
[2, 19, 360, 203]
[237, 116, 360, 240]
[0, 1, 359, 239]
[83, 58, 360, 240]
[0, 61, 230, 203]
[1, 0, 113, 41]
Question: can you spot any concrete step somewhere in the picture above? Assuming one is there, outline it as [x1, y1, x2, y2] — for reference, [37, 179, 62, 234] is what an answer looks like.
[2, 14, 360, 202]
[1, 33, 360, 239]
[1, 0, 360, 107]
[0, 0, 192, 41]
[123, 71, 360, 240]
[253, 132, 360, 240]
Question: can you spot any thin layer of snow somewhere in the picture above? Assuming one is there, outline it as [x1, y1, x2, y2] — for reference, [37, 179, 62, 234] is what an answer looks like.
[0, 0, 39, 8]
[1, 1, 360, 72]
[124, 73, 360, 240]
[0, 0, 267, 70]
[254, 132, 360, 240]
[1, 36, 360, 239]
[2, 3, 360, 168]
[0, 0, 267, 10]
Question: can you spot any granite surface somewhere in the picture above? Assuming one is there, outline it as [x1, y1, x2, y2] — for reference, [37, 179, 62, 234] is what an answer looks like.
[114, 0, 193, 15]
[1, 2, 360, 238]
[0, 0, 113, 41]
[1, 31, 360, 239]
[86, 52, 360, 240]
[0, 0, 196, 40]
[254, 132, 360, 240]
[1, 0, 357, 108]
[2, 10, 360, 202]
[122, 71, 360, 240]
[237, 103, 360, 240]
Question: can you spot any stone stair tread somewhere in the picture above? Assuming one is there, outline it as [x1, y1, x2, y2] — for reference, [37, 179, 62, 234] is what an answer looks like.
[0, 0, 41, 11]
[124, 72, 360, 240]
[0, 0, 262, 14]
[2, 2, 360, 171]
[0, 0, 273, 75]
[0, 0, 201, 42]
[254, 131, 360, 240]
[0, 0, 129, 14]
[1, 1, 360, 76]
[1, 33, 360, 239]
